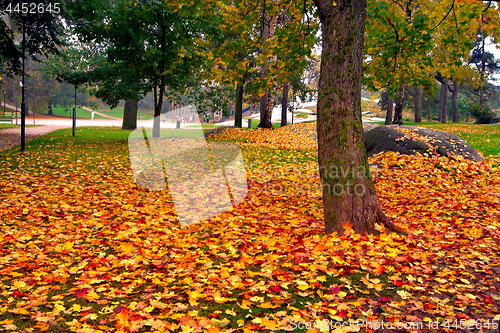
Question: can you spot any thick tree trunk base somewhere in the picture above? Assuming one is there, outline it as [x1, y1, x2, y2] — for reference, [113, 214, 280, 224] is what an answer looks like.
[323, 189, 405, 235]
[122, 99, 138, 130]
[258, 92, 274, 129]
[234, 83, 244, 128]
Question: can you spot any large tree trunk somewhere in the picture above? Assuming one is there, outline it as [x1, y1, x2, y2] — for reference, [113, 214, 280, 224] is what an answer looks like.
[438, 78, 448, 123]
[392, 84, 404, 125]
[234, 83, 244, 128]
[258, 93, 274, 128]
[384, 94, 393, 125]
[281, 82, 289, 127]
[414, 86, 422, 123]
[122, 99, 138, 130]
[450, 81, 459, 123]
[313, 0, 403, 235]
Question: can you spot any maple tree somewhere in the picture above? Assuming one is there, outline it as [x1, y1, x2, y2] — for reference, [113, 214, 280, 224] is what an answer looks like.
[206, 0, 262, 128]
[364, 0, 500, 124]
[255, 0, 317, 128]
[364, 0, 435, 125]
[208, 0, 317, 128]
[0, 0, 64, 78]
[313, 0, 402, 235]
[63, 0, 217, 135]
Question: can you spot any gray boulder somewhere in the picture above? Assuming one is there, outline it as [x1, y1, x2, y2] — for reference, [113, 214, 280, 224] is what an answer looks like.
[364, 125, 483, 161]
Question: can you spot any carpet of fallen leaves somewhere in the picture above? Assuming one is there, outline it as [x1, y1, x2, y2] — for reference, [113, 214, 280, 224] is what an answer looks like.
[0, 123, 499, 333]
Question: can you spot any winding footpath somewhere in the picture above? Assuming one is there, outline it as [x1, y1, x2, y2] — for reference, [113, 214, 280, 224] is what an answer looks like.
[0, 107, 123, 151]
[0, 124, 67, 151]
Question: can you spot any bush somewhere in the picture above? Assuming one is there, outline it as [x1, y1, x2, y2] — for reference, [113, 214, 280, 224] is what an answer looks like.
[467, 104, 496, 123]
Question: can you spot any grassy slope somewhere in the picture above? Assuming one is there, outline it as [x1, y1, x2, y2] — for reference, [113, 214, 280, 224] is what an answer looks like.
[49, 106, 124, 119]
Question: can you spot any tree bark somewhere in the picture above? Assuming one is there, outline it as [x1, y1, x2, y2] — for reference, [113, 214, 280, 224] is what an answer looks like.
[281, 82, 289, 127]
[257, 9, 277, 129]
[414, 86, 422, 123]
[234, 83, 244, 128]
[48, 102, 53, 116]
[384, 94, 393, 125]
[392, 84, 404, 125]
[122, 99, 138, 130]
[450, 80, 459, 123]
[435, 73, 448, 123]
[313, 0, 403, 235]
[428, 99, 434, 121]
[439, 79, 448, 123]
[258, 93, 274, 128]
[153, 16, 167, 138]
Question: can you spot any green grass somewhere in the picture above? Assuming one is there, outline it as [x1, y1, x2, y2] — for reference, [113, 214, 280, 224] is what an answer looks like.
[373, 120, 447, 125]
[418, 123, 500, 157]
[250, 119, 281, 128]
[47, 106, 123, 119]
[293, 111, 309, 119]
[0, 124, 20, 129]
[0, 124, 41, 129]
[95, 106, 125, 119]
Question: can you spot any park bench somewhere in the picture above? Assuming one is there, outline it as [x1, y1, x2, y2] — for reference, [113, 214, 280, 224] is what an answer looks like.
[0, 110, 18, 123]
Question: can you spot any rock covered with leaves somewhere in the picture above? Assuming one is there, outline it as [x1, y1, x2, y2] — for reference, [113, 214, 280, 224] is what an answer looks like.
[364, 125, 484, 161]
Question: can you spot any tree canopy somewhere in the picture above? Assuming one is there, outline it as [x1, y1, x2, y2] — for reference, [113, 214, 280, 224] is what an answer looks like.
[0, 0, 64, 78]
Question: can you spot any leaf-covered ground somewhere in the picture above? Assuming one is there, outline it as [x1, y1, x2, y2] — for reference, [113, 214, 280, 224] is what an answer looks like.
[0, 124, 499, 332]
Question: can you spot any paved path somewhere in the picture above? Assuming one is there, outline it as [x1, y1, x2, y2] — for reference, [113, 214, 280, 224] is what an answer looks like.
[0, 125, 68, 151]
[0, 114, 209, 151]
[0, 113, 123, 151]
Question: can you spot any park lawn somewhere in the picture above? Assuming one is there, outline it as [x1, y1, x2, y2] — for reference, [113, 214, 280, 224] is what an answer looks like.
[0, 124, 40, 130]
[0, 124, 499, 332]
[417, 123, 500, 157]
[0, 124, 18, 130]
[47, 106, 124, 120]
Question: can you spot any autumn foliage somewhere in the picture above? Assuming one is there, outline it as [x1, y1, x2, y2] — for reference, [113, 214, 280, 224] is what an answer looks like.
[0, 124, 499, 332]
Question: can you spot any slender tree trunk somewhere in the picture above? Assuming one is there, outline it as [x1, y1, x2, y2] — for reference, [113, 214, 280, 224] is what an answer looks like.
[281, 82, 289, 127]
[439, 79, 448, 123]
[153, 15, 167, 138]
[414, 86, 422, 123]
[313, 0, 403, 235]
[428, 107, 432, 121]
[234, 83, 244, 128]
[122, 99, 138, 130]
[451, 81, 459, 123]
[48, 102, 53, 115]
[392, 84, 404, 125]
[257, 9, 277, 129]
[384, 94, 393, 125]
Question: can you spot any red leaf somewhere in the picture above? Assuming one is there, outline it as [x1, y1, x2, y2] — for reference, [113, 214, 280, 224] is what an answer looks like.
[73, 288, 90, 299]
[12, 290, 26, 298]
[378, 296, 389, 303]
[327, 286, 341, 295]
[269, 285, 282, 293]
[113, 305, 127, 314]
